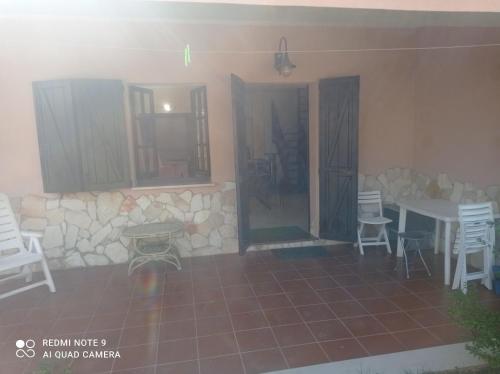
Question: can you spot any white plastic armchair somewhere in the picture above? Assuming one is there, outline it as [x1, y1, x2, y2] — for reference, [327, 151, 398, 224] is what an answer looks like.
[357, 191, 392, 255]
[452, 202, 495, 294]
[0, 193, 55, 300]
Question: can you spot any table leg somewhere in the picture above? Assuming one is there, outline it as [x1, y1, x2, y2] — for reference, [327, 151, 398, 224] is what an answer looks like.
[452, 249, 463, 290]
[444, 222, 451, 286]
[128, 238, 138, 276]
[397, 207, 407, 257]
[434, 219, 441, 255]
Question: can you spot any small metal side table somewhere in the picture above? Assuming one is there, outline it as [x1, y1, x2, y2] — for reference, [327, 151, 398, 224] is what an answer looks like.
[122, 221, 183, 275]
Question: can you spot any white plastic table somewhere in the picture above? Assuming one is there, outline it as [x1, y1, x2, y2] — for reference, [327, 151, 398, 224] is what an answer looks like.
[396, 198, 499, 286]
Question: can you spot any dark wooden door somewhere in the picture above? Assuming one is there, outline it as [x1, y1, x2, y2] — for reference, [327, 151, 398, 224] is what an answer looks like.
[231, 74, 250, 254]
[129, 85, 157, 180]
[319, 76, 359, 242]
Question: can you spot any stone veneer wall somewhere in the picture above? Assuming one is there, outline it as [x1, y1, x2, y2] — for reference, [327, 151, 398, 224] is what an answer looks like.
[12, 182, 237, 270]
[9, 169, 500, 270]
[360, 168, 500, 267]
[359, 168, 500, 212]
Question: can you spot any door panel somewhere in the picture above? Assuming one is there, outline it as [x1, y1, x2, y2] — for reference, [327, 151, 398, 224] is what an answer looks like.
[33, 80, 83, 193]
[319, 76, 359, 242]
[73, 80, 131, 191]
[231, 74, 250, 254]
[297, 86, 309, 194]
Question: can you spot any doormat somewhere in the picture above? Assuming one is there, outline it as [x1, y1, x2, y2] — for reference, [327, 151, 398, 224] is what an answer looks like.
[272, 246, 330, 259]
[250, 226, 314, 244]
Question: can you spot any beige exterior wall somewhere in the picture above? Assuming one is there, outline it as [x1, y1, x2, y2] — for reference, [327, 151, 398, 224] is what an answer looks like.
[1, 17, 499, 245]
[0, 18, 418, 238]
[413, 28, 500, 188]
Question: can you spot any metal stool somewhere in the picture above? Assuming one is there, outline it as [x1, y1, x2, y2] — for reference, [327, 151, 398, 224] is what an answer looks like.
[395, 230, 432, 279]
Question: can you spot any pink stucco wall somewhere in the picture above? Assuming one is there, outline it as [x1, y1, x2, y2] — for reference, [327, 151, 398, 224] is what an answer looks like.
[1, 17, 499, 238]
[0, 18, 417, 197]
[414, 28, 500, 188]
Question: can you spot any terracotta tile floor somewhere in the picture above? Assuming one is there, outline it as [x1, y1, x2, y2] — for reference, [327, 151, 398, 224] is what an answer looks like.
[1, 245, 499, 374]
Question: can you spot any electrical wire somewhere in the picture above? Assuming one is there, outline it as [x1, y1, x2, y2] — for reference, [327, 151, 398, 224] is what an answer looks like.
[5, 40, 500, 54]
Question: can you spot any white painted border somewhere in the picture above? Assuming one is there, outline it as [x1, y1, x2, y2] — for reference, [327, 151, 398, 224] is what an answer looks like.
[268, 343, 485, 374]
[248, 239, 345, 252]
[131, 183, 216, 191]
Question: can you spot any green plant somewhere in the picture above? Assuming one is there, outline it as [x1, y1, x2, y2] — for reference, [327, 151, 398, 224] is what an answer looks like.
[33, 359, 72, 374]
[448, 287, 500, 369]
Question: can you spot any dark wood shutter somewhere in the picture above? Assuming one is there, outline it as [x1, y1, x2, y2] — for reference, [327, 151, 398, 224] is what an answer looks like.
[33, 80, 83, 193]
[319, 76, 359, 242]
[73, 80, 131, 191]
[231, 74, 251, 254]
[33, 79, 130, 193]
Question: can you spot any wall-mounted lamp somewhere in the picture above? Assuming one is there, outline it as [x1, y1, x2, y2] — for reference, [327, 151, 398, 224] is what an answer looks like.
[274, 37, 296, 77]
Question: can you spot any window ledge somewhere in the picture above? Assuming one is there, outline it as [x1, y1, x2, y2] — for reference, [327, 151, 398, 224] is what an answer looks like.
[131, 183, 216, 191]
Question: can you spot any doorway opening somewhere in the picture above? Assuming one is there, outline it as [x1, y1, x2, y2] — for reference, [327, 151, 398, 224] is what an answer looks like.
[244, 84, 311, 244]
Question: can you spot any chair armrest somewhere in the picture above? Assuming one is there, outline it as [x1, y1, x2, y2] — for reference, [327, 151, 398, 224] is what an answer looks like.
[20, 230, 43, 239]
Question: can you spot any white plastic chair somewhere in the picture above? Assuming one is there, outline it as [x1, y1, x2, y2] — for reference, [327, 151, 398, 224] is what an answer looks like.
[357, 191, 392, 255]
[452, 202, 495, 294]
[0, 193, 55, 300]
[395, 230, 432, 279]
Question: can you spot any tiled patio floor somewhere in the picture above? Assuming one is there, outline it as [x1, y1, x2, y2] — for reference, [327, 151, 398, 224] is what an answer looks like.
[1, 245, 499, 374]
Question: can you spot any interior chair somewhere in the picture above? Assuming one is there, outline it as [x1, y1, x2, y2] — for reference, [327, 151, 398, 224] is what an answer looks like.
[357, 191, 392, 255]
[452, 202, 495, 294]
[0, 193, 56, 300]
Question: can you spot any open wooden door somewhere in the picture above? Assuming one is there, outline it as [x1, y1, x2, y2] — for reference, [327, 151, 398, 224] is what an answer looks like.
[319, 76, 359, 242]
[231, 74, 251, 254]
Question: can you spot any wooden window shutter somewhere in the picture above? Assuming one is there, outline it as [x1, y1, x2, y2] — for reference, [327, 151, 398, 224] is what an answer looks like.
[72, 80, 131, 191]
[33, 79, 131, 193]
[33, 80, 83, 193]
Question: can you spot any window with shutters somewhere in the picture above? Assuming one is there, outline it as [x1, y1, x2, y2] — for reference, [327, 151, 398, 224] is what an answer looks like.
[128, 84, 211, 187]
[33, 79, 131, 193]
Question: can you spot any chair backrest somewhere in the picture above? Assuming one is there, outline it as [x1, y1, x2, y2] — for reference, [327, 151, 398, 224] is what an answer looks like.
[458, 202, 494, 249]
[0, 193, 26, 255]
[358, 191, 383, 218]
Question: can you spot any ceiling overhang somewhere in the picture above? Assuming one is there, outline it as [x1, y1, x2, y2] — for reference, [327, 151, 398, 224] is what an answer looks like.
[153, 0, 500, 13]
[3, 1, 500, 28]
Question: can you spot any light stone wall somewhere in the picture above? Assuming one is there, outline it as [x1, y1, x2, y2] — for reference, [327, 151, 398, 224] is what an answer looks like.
[10, 169, 500, 270]
[12, 182, 237, 270]
[360, 168, 500, 212]
[360, 168, 500, 263]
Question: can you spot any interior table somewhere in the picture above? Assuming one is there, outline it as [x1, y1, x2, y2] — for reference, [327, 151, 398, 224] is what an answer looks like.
[122, 221, 183, 275]
[396, 198, 499, 286]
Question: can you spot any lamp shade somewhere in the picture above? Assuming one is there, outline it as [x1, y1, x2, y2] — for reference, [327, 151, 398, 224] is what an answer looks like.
[274, 37, 296, 77]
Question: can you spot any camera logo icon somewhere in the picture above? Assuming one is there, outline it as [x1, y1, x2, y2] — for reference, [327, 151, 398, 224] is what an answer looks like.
[15, 339, 36, 358]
